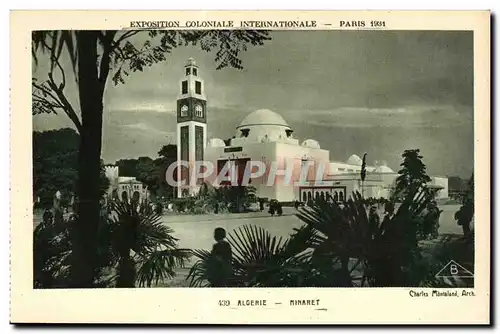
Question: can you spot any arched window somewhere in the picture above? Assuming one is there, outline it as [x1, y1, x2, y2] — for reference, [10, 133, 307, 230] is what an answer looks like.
[195, 104, 203, 117]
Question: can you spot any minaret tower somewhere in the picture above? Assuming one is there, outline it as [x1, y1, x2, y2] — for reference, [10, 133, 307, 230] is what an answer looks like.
[176, 57, 207, 197]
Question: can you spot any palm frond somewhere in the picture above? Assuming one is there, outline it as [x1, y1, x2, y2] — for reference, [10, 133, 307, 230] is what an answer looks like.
[187, 249, 217, 287]
[108, 198, 190, 287]
[136, 248, 191, 287]
[33, 220, 72, 288]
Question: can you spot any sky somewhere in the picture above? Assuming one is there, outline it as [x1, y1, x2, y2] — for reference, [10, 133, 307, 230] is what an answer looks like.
[33, 30, 474, 178]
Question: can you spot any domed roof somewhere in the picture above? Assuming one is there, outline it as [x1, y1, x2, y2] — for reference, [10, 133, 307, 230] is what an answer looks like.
[301, 139, 321, 149]
[237, 109, 289, 129]
[347, 154, 363, 166]
[207, 138, 226, 148]
[374, 165, 394, 173]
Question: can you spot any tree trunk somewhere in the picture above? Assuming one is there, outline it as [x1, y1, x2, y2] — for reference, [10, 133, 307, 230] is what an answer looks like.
[340, 256, 351, 287]
[70, 31, 103, 288]
[116, 255, 136, 288]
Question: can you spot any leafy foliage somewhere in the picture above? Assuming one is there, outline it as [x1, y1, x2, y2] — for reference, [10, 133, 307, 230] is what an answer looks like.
[392, 149, 432, 201]
[33, 219, 72, 288]
[188, 186, 441, 288]
[217, 185, 258, 213]
[455, 173, 474, 237]
[33, 30, 272, 287]
[106, 30, 271, 85]
[188, 225, 312, 287]
[34, 199, 190, 288]
[33, 128, 109, 208]
[106, 199, 191, 287]
[424, 234, 474, 288]
[112, 144, 178, 200]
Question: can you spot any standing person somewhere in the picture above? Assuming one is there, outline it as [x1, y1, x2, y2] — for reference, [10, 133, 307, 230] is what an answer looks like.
[258, 198, 264, 211]
[42, 207, 53, 225]
[429, 201, 441, 239]
[268, 200, 276, 216]
[380, 202, 395, 237]
[455, 203, 473, 239]
[53, 190, 64, 224]
[68, 199, 79, 224]
[211, 227, 232, 287]
[422, 201, 440, 239]
[368, 205, 380, 239]
[276, 201, 283, 216]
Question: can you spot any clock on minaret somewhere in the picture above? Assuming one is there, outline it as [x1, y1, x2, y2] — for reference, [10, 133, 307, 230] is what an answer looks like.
[176, 57, 207, 198]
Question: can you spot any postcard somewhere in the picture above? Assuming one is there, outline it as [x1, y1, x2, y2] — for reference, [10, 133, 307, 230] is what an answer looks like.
[10, 10, 490, 324]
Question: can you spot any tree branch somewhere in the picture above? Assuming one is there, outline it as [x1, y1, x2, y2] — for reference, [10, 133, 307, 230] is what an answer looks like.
[32, 94, 63, 109]
[45, 76, 83, 134]
[32, 82, 62, 106]
[98, 31, 117, 94]
[111, 31, 140, 50]
[50, 55, 66, 90]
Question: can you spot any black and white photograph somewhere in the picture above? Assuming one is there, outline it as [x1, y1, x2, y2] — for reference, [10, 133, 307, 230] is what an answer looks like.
[31, 27, 478, 290]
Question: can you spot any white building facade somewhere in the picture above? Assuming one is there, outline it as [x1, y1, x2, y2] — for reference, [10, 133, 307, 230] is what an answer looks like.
[104, 166, 149, 202]
[176, 58, 449, 202]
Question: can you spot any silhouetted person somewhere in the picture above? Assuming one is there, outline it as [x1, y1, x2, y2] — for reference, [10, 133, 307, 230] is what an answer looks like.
[67, 200, 79, 225]
[42, 208, 53, 225]
[424, 201, 440, 239]
[155, 202, 164, 215]
[268, 200, 276, 216]
[368, 205, 380, 239]
[276, 202, 283, 216]
[380, 202, 395, 237]
[455, 203, 473, 239]
[211, 227, 232, 287]
[258, 199, 264, 211]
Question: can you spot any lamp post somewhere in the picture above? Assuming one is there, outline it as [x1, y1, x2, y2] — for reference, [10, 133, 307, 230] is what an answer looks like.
[360, 153, 367, 198]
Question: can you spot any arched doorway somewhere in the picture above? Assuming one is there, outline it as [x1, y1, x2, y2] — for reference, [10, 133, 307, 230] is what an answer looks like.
[339, 191, 344, 202]
[307, 191, 312, 206]
[334, 191, 338, 202]
[302, 192, 307, 202]
[320, 191, 325, 201]
[132, 191, 141, 203]
[121, 191, 128, 202]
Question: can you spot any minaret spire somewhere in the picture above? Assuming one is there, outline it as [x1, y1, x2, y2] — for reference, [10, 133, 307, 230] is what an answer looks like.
[176, 57, 207, 198]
